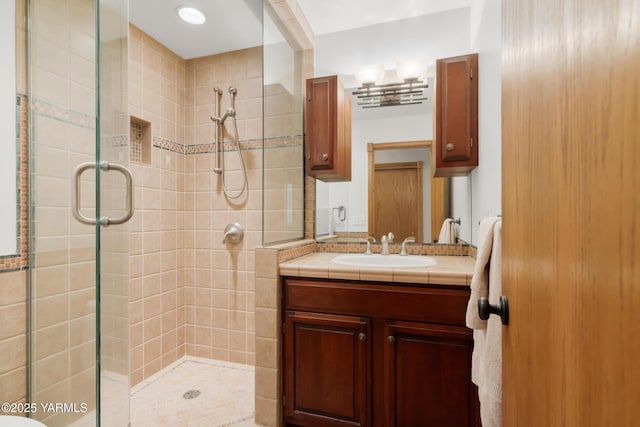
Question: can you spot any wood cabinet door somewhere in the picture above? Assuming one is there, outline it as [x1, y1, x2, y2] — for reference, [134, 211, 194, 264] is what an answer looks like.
[433, 53, 478, 177]
[383, 321, 478, 427]
[305, 76, 336, 172]
[284, 311, 371, 427]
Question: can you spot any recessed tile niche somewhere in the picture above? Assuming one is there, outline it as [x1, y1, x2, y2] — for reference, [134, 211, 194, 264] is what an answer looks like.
[130, 116, 151, 164]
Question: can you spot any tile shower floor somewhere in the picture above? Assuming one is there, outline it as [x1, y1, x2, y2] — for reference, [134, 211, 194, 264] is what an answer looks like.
[130, 356, 257, 427]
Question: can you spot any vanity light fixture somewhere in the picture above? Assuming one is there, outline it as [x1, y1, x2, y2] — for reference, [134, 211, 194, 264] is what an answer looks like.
[176, 6, 206, 25]
[395, 59, 429, 82]
[353, 59, 430, 108]
[354, 64, 385, 86]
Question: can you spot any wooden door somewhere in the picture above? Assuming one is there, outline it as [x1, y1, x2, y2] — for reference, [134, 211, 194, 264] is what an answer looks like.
[371, 162, 422, 243]
[502, 1, 640, 425]
[383, 321, 478, 427]
[284, 311, 371, 427]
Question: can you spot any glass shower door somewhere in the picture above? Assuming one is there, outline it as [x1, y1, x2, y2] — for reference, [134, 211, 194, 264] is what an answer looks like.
[28, 0, 130, 425]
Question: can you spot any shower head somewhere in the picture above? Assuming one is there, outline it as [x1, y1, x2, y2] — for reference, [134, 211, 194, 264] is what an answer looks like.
[229, 87, 238, 109]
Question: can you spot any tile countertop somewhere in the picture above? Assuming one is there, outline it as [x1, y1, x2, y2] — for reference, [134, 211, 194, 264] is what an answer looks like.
[279, 252, 476, 287]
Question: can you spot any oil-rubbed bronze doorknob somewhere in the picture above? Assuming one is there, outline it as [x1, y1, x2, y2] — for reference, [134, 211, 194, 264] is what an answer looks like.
[387, 335, 396, 344]
[358, 333, 366, 341]
[478, 296, 509, 325]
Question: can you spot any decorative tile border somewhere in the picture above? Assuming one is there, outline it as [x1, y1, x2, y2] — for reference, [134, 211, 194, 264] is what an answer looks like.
[151, 135, 302, 156]
[277, 242, 316, 262]
[316, 241, 470, 256]
[0, 94, 29, 272]
[31, 97, 95, 129]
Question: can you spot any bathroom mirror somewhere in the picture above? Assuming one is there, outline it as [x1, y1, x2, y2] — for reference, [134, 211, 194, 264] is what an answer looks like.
[299, 2, 474, 244]
[0, 2, 18, 256]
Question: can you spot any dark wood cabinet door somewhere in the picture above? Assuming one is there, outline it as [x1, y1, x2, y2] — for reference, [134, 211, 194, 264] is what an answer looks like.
[305, 75, 351, 182]
[383, 321, 478, 427]
[284, 310, 371, 427]
[306, 76, 336, 172]
[433, 53, 478, 177]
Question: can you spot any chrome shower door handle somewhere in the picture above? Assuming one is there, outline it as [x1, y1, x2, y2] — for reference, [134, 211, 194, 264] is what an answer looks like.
[105, 161, 134, 226]
[72, 162, 97, 225]
[72, 161, 134, 226]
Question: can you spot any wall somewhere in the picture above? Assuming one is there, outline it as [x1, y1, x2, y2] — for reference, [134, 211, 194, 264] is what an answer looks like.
[26, 0, 101, 423]
[182, 46, 263, 365]
[0, 0, 17, 255]
[464, 0, 502, 244]
[129, 24, 264, 383]
[0, 2, 27, 397]
[128, 24, 187, 385]
[0, 8, 28, 415]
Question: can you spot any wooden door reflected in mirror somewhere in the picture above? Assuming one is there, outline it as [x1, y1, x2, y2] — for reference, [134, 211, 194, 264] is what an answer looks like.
[367, 141, 447, 243]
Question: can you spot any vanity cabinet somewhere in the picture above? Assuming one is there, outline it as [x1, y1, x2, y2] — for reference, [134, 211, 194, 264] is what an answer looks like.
[283, 277, 480, 427]
[305, 75, 352, 182]
[433, 53, 479, 177]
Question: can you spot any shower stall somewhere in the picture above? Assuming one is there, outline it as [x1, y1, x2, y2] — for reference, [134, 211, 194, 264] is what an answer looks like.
[2, 0, 305, 425]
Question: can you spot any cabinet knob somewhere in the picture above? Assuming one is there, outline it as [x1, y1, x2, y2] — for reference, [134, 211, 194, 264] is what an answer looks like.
[322, 153, 329, 161]
[358, 332, 366, 342]
[387, 335, 395, 344]
[446, 143, 455, 151]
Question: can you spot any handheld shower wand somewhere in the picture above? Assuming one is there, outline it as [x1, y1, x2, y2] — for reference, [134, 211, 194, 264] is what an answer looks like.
[220, 86, 237, 123]
[210, 86, 247, 199]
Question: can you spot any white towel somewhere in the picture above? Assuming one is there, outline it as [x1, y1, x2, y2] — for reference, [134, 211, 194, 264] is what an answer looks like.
[465, 217, 503, 427]
[437, 218, 456, 244]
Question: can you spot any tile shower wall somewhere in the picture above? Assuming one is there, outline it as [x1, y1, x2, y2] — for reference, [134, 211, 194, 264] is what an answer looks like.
[128, 25, 187, 386]
[183, 46, 262, 365]
[128, 26, 263, 384]
[0, 1, 28, 408]
[26, 0, 101, 424]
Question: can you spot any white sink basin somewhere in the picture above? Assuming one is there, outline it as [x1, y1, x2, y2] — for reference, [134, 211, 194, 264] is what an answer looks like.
[331, 254, 437, 268]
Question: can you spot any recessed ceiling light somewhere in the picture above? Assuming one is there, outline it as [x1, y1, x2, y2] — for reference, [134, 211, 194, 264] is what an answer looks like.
[176, 6, 206, 25]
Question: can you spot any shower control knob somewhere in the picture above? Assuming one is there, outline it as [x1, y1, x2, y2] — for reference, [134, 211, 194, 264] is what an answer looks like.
[222, 223, 244, 245]
[446, 143, 455, 151]
[322, 153, 329, 161]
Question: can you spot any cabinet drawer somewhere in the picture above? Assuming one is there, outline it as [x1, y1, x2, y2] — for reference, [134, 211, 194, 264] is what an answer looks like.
[283, 278, 470, 327]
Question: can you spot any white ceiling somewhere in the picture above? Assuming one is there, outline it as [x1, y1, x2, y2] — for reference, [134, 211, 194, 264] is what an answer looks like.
[129, 0, 471, 59]
[297, 0, 472, 35]
[129, 0, 262, 59]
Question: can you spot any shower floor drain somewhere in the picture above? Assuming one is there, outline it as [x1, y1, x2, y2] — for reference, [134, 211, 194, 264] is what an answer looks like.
[183, 390, 201, 399]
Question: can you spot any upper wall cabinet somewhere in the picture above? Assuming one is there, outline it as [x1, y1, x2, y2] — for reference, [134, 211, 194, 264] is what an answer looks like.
[433, 53, 479, 177]
[305, 75, 352, 182]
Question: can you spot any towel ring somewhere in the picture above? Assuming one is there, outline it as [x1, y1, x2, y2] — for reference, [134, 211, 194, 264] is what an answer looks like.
[478, 296, 509, 325]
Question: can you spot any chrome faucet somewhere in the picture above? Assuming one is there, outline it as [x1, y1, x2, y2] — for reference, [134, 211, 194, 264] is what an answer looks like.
[400, 236, 416, 256]
[380, 232, 394, 255]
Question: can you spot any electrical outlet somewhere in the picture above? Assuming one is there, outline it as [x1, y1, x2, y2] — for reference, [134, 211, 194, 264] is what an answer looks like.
[351, 216, 366, 226]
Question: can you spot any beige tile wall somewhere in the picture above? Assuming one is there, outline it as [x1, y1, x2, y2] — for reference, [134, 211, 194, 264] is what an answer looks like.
[0, 2, 29, 409]
[0, 270, 28, 411]
[129, 27, 264, 382]
[128, 24, 187, 386]
[183, 46, 263, 365]
[26, 0, 101, 424]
